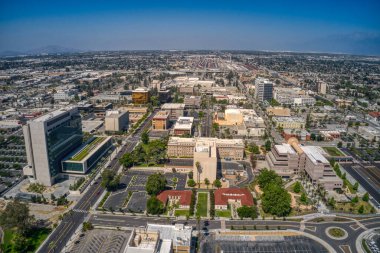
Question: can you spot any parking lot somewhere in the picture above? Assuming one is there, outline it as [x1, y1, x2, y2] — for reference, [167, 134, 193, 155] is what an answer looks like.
[201, 236, 329, 253]
[125, 192, 148, 213]
[102, 170, 187, 212]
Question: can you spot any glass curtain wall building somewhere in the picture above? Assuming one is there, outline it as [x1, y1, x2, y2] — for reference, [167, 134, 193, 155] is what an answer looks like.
[23, 107, 83, 186]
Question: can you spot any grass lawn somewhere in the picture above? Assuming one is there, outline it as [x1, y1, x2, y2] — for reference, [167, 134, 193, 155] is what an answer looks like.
[197, 192, 208, 217]
[2, 227, 51, 253]
[71, 137, 105, 161]
[323, 147, 345, 157]
[334, 200, 374, 214]
[328, 227, 345, 237]
[175, 209, 189, 217]
[216, 209, 231, 218]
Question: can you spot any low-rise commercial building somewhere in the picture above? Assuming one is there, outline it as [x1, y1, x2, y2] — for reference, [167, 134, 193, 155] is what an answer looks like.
[173, 117, 193, 136]
[184, 95, 201, 109]
[358, 126, 380, 141]
[266, 106, 291, 117]
[161, 103, 185, 120]
[147, 224, 192, 253]
[152, 110, 170, 130]
[104, 110, 129, 132]
[273, 116, 305, 129]
[132, 87, 149, 104]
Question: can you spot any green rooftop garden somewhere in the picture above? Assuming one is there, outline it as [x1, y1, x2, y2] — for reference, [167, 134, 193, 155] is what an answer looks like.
[70, 137, 106, 161]
[323, 147, 345, 157]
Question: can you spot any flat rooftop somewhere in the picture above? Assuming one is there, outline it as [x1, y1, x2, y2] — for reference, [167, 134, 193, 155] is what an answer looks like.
[34, 106, 76, 122]
[161, 103, 185, 109]
[301, 146, 329, 165]
[65, 136, 111, 162]
[276, 144, 296, 154]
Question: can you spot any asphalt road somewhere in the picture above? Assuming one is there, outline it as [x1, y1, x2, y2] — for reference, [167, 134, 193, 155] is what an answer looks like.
[38, 110, 157, 253]
[341, 163, 380, 203]
[89, 213, 380, 253]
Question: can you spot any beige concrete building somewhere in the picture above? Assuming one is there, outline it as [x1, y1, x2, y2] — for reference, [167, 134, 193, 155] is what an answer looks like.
[173, 117, 193, 136]
[266, 138, 342, 190]
[167, 137, 244, 160]
[152, 110, 170, 130]
[104, 110, 129, 132]
[266, 143, 299, 178]
[194, 139, 218, 184]
[300, 146, 343, 190]
[161, 103, 185, 120]
[273, 116, 305, 129]
[266, 106, 291, 117]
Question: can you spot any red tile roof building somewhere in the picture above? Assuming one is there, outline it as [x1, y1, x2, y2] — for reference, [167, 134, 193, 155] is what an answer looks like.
[215, 188, 253, 210]
[368, 112, 380, 122]
[157, 190, 192, 209]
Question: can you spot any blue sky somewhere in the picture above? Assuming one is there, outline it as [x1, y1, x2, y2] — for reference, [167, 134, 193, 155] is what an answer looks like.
[0, 0, 379, 55]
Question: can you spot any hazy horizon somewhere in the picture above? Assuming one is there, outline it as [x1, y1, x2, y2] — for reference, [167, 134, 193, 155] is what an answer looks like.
[1, 0, 379, 56]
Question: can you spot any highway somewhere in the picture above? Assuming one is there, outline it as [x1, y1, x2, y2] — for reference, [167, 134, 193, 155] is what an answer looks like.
[89, 213, 380, 253]
[38, 109, 157, 253]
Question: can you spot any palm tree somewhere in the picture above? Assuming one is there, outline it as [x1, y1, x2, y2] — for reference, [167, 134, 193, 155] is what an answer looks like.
[204, 178, 210, 189]
[195, 161, 202, 188]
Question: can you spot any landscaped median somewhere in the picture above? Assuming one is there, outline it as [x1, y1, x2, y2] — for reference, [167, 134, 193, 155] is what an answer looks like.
[196, 192, 208, 217]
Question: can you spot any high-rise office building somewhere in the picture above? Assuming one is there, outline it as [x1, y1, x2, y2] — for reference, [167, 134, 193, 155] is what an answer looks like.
[255, 77, 273, 102]
[23, 107, 83, 186]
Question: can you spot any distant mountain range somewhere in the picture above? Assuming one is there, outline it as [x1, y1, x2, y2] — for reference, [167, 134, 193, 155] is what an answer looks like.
[0, 45, 81, 57]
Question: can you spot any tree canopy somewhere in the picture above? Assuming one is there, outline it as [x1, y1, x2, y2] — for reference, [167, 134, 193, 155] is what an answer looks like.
[237, 205, 258, 219]
[146, 173, 167, 196]
[261, 183, 291, 217]
[147, 196, 165, 215]
[0, 200, 33, 234]
[101, 169, 120, 191]
[257, 168, 282, 190]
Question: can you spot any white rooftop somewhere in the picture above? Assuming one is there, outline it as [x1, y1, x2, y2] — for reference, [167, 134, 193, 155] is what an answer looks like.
[275, 144, 296, 154]
[34, 106, 76, 122]
[301, 146, 329, 165]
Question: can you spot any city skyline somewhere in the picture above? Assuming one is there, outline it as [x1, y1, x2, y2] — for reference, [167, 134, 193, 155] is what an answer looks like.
[0, 0, 380, 55]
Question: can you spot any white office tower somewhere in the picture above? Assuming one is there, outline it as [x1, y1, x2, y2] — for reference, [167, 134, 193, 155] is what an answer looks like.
[23, 107, 83, 186]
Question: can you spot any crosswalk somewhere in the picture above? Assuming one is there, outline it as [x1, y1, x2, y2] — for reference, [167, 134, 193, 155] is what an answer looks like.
[72, 209, 89, 214]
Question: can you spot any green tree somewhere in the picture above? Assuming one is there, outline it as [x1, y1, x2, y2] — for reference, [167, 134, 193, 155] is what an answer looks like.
[82, 222, 94, 232]
[353, 182, 359, 191]
[147, 196, 165, 215]
[141, 131, 149, 144]
[362, 192, 369, 202]
[146, 173, 166, 196]
[120, 153, 135, 168]
[264, 140, 272, 151]
[293, 181, 301, 193]
[187, 179, 196, 187]
[358, 205, 364, 214]
[101, 169, 120, 191]
[204, 178, 210, 189]
[237, 205, 258, 219]
[337, 141, 343, 148]
[213, 179, 222, 189]
[257, 168, 282, 190]
[0, 200, 32, 234]
[261, 183, 291, 217]
[300, 192, 307, 203]
[13, 233, 29, 253]
[351, 195, 359, 203]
